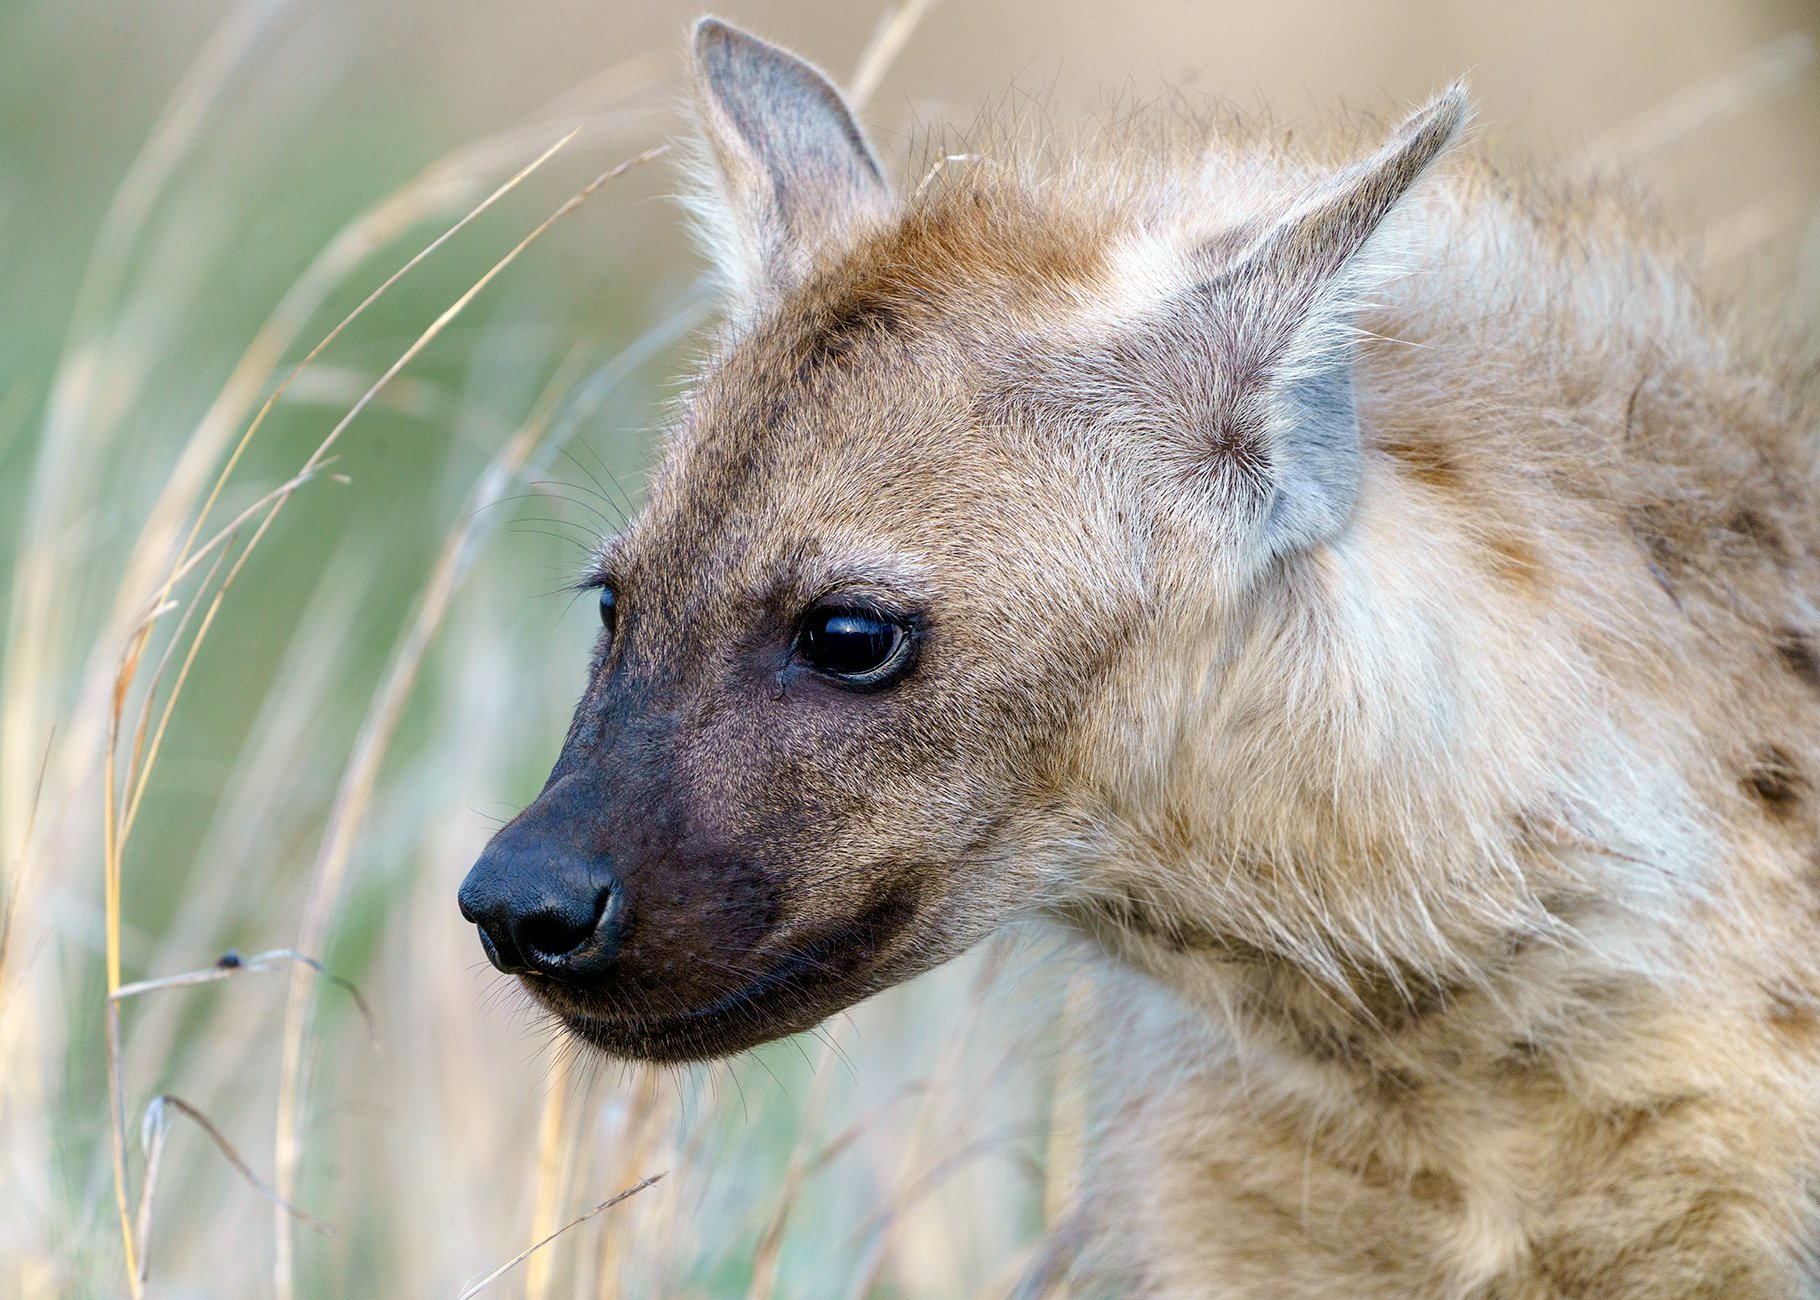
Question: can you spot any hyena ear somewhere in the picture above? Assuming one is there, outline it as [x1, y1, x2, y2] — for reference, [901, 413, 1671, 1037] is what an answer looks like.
[1195, 85, 1467, 559]
[689, 18, 893, 307]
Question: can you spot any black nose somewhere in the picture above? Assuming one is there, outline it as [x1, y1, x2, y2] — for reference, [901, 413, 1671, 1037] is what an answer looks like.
[458, 784, 625, 982]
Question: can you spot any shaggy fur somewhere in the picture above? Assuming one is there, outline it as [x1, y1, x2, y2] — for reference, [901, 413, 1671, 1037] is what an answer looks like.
[470, 18, 1820, 1296]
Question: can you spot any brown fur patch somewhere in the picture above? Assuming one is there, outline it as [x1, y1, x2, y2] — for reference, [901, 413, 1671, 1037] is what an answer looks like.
[1605, 1094, 1700, 1152]
[1487, 533, 1546, 594]
[1726, 506, 1786, 562]
[1377, 430, 1463, 492]
[836, 189, 1111, 317]
[1775, 628, 1820, 692]
[1082, 889, 1240, 955]
[1630, 509, 1683, 577]
[1341, 1150, 1465, 1212]
[795, 291, 905, 376]
[1763, 980, 1820, 1040]
[1273, 972, 1464, 1070]
[1495, 1036, 1550, 1081]
[1407, 1168, 1465, 1212]
[1742, 745, 1807, 819]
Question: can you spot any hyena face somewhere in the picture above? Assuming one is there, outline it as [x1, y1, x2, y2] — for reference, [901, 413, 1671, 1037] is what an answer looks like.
[459, 19, 1462, 1062]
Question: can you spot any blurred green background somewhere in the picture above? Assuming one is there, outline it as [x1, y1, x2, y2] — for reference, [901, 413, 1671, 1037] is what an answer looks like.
[2, 0, 1816, 1296]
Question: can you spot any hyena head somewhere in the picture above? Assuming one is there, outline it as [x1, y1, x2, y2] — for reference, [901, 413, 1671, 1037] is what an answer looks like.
[459, 18, 1465, 1062]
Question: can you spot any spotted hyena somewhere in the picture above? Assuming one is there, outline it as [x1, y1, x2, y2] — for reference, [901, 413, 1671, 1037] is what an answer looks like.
[459, 18, 1820, 1296]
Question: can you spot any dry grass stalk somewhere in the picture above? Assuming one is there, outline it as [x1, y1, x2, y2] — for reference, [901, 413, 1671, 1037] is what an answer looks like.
[24, 11, 285, 1288]
[104, 125, 587, 836]
[745, 1036, 845, 1300]
[456, 1173, 667, 1300]
[589, 1069, 678, 1293]
[111, 948, 374, 1042]
[97, 133, 617, 1299]
[848, 0, 937, 112]
[1041, 974, 1092, 1239]
[525, 1030, 575, 1300]
[71, 88, 665, 1288]
[0, 733, 53, 1019]
[846, 941, 1018, 1297]
[80, 113, 589, 1296]
[261, 179, 668, 1289]
[133, 1093, 330, 1285]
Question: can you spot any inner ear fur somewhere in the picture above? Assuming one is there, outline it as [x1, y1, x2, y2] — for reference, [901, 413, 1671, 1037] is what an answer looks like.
[690, 18, 894, 306]
[1183, 86, 1468, 559]
[1212, 86, 1467, 557]
[979, 89, 1466, 568]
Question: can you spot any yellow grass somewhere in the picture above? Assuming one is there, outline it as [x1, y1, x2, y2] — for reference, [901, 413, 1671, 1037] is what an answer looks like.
[0, 2, 1077, 1294]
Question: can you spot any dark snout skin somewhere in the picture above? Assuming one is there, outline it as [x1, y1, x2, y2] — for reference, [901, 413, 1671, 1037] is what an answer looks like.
[457, 733, 926, 1064]
[458, 774, 624, 980]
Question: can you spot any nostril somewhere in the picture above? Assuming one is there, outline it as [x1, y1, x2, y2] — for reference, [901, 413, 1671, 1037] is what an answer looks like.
[514, 885, 616, 972]
[475, 923, 530, 976]
[517, 909, 592, 965]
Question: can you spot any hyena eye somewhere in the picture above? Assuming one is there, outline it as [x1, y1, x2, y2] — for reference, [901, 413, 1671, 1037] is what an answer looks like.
[598, 584, 617, 633]
[796, 604, 914, 688]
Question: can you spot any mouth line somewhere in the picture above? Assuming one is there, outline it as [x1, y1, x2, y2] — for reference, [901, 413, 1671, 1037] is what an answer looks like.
[547, 942, 889, 1063]
[535, 878, 922, 1063]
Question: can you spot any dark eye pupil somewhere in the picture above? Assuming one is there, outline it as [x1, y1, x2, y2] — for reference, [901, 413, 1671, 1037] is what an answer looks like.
[598, 585, 616, 630]
[801, 607, 904, 679]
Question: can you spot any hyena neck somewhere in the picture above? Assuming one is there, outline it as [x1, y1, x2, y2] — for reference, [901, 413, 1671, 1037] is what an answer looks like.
[1065, 332, 1765, 1104]
[1071, 879, 1683, 1101]
[1064, 169, 1820, 1084]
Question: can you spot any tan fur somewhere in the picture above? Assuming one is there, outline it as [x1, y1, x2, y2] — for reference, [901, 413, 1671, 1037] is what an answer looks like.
[515, 22, 1820, 1296]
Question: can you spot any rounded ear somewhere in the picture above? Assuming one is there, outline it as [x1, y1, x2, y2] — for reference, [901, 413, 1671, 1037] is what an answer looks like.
[689, 18, 895, 308]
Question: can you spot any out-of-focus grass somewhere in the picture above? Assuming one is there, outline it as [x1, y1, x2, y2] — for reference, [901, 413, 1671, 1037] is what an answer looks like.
[1, 0, 1815, 1296]
[0, 2, 1067, 1294]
